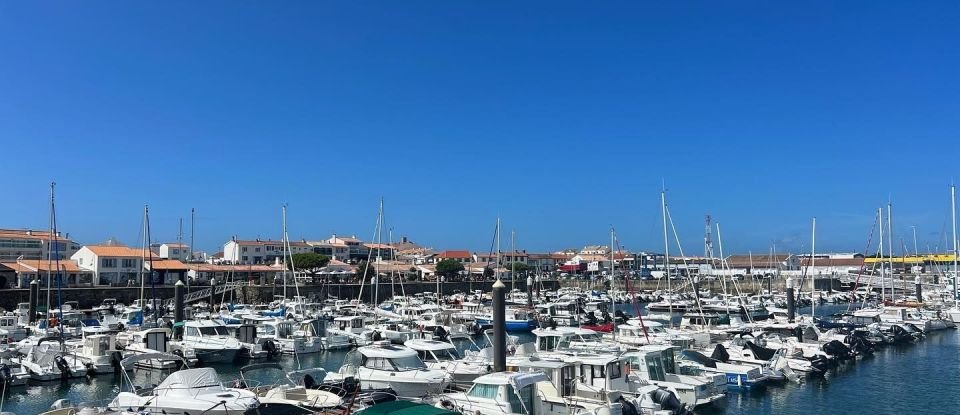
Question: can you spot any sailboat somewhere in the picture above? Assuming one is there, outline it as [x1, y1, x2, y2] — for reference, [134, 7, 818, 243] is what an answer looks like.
[944, 185, 960, 323]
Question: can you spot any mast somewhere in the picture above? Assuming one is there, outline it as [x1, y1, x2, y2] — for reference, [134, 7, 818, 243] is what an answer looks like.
[952, 185, 958, 308]
[511, 229, 516, 292]
[45, 183, 54, 319]
[189, 207, 195, 294]
[610, 227, 616, 340]
[886, 202, 894, 302]
[146, 206, 157, 320]
[878, 207, 885, 303]
[374, 198, 383, 306]
[281, 204, 289, 300]
[496, 218, 501, 282]
[811, 217, 816, 318]
[49, 182, 64, 344]
[661, 189, 672, 317]
[139, 205, 148, 311]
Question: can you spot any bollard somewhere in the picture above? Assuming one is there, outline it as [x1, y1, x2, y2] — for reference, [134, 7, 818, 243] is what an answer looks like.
[28, 278, 39, 324]
[526, 276, 534, 308]
[492, 279, 506, 372]
[174, 280, 185, 339]
[915, 276, 922, 304]
[786, 277, 796, 323]
[209, 279, 216, 314]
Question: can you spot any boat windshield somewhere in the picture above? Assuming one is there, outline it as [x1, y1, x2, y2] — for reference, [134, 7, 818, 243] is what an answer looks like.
[417, 348, 459, 362]
[389, 355, 427, 370]
[198, 326, 229, 336]
[578, 333, 603, 341]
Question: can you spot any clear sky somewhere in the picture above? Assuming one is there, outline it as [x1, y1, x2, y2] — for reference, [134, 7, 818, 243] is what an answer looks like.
[2, 2, 959, 256]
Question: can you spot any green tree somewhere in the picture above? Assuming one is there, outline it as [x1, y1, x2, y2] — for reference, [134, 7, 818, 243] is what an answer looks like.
[507, 262, 531, 274]
[483, 266, 495, 279]
[355, 260, 376, 280]
[289, 252, 330, 271]
[435, 259, 465, 279]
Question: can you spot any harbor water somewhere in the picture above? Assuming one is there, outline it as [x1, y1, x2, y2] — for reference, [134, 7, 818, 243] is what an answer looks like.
[3, 305, 957, 414]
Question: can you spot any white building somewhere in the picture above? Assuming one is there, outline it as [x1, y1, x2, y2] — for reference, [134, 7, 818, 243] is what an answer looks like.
[222, 238, 312, 265]
[305, 241, 350, 262]
[159, 243, 190, 261]
[71, 245, 155, 286]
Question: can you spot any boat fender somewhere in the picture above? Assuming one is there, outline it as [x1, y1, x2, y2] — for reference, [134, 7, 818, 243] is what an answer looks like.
[117, 323, 125, 332]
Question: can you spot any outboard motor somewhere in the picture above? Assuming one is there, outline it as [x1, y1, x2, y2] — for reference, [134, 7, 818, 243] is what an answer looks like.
[651, 388, 689, 415]
[54, 355, 71, 379]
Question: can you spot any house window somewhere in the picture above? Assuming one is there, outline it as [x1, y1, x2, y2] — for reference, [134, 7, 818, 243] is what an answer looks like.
[242, 256, 248, 262]
[255, 247, 261, 252]
[101, 258, 117, 268]
[121, 259, 137, 268]
[242, 247, 248, 252]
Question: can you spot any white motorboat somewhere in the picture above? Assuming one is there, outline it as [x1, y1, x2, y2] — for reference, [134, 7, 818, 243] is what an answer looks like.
[325, 342, 449, 398]
[64, 333, 122, 375]
[121, 327, 197, 369]
[182, 320, 242, 363]
[18, 339, 88, 381]
[110, 359, 258, 415]
[404, 338, 490, 383]
[240, 363, 343, 413]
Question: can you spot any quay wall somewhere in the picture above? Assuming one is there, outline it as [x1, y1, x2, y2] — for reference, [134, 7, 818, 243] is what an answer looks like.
[0, 280, 561, 311]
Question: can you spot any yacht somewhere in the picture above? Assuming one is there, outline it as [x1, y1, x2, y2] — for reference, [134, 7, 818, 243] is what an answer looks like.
[621, 346, 727, 408]
[325, 342, 450, 398]
[64, 333, 121, 374]
[182, 319, 243, 363]
[18, 340, 88, 381]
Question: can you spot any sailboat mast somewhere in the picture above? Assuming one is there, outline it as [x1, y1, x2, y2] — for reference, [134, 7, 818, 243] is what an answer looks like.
[139, 205, 147, 311]
[886, 202, 893, 303]
[878, 207, 885, 303]
[189, 207, 195, 293]
[45, 183, 55, 319]
[511, 229, 516, 292]
[282, 204, 288, 300]
[610, 227, 616, 341]
[951, 185, 958, 308]
[374, 198, 383, 306]
[49, 182, 64, 343]
[146, 206, 157, 320]
[661, 190, 672, 317]
[811, 217, 816, 318]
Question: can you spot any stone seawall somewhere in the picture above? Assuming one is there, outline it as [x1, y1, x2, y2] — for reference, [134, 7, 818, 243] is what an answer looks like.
[0, 279, 560, 311]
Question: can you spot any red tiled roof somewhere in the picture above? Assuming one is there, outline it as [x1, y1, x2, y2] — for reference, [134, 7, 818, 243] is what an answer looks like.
[0, 260, 86, 273]
[84, 245, 157, 258]
[438, 250, 472, 259]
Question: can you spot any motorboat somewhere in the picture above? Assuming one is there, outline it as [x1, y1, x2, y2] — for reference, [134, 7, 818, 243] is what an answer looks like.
[121, 327, 197, 369]
[18, 338, 88, 381]
[182, 319, 242, 363]
[64, 333, 122, 375]
[110, 358, 258, 415]
[239, 363, 343, 414]
[404, 338, 490, 383]
[325, 342, 450, 398]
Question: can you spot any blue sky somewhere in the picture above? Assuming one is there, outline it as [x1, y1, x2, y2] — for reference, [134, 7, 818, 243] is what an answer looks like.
[1, 2, 959, 255]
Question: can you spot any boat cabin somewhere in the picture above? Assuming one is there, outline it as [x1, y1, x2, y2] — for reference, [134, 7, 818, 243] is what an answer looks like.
[184, 320, 230, 338]
[345, 344, 428, 373]
[405, 339, 461, 363]
[462, 372, 543, 414]
[334, 315, 370, 334]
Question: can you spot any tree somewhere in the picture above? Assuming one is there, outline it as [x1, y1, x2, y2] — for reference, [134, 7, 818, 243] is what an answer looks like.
[507, 262, 531, 275]
[436, 259, 465, 279]
[483, 266, 495, 279]
[289, 252, 330, 271]
[355, 260, 376, 280]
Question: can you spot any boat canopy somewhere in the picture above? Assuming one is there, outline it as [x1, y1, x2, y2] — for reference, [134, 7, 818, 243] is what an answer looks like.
[155, 367, 224, 397]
